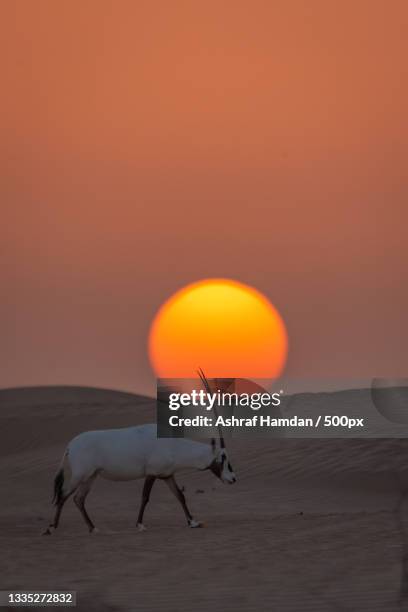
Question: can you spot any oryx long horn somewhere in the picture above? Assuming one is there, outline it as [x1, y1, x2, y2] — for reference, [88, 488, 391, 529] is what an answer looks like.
[197, 367, 226, 449]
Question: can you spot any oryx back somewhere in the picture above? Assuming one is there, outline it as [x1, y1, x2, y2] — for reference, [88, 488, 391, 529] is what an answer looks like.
[67, 424, 212, 482]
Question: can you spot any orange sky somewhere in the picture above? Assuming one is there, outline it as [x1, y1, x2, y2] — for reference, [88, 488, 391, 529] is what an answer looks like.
[1, 1, 407, 395]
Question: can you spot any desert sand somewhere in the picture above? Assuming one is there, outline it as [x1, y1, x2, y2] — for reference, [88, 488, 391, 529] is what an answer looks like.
[1, 385, 408, 611]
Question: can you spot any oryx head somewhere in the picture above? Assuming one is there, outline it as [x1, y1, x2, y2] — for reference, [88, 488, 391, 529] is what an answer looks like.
[198, 368, 237, 485]
[209, 439, 236, 484]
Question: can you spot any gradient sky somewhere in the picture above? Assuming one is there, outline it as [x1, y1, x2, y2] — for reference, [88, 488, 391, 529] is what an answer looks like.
[2, 1, 407, 396]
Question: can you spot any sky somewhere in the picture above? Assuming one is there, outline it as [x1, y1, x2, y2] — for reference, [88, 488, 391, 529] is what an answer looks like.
[1, 0, 407, 397]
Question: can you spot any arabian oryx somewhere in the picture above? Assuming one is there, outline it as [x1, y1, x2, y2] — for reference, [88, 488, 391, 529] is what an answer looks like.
[43, 371, 236, 534]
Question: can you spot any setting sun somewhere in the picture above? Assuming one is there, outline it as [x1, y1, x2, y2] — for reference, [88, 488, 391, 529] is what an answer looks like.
[148, 279, 288, 378]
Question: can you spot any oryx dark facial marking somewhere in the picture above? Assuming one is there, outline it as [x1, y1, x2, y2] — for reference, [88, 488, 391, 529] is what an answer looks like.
[207, 450, 236, 484]
[208, 456, 224, 479]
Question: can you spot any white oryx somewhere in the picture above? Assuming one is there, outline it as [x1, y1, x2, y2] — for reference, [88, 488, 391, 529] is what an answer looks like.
[43, 370, 236, 534]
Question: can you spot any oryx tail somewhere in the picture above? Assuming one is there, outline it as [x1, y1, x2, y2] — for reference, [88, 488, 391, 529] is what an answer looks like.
[52, 450, 70, 506]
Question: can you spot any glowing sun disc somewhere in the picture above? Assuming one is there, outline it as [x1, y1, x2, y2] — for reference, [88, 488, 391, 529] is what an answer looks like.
[148, 278, 288, 378]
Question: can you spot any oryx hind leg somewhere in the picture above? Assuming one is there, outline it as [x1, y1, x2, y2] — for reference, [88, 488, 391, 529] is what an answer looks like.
[43, 495, 70, 535]
[43, 480, 80, 535]
[164, 476, 202, 528]
[73, 473, 98, 533]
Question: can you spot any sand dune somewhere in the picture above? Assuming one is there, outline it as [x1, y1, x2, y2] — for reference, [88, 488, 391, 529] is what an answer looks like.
[0, 386, 407, 611]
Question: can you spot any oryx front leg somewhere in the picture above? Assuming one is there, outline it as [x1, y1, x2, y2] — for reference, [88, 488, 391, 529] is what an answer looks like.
[164, 476, 202, 528]
[136, 476, 156, 531]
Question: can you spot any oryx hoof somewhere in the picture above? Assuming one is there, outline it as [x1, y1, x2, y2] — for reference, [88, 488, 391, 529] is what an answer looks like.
[42, 526, 54, 535]
[188, 519, 203, 528]
[137, 523, 147, 532]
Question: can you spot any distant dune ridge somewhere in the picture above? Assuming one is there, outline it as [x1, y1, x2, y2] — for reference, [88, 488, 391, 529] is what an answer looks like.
[0, 385, 407, 611]
[0, 385, 148, 408]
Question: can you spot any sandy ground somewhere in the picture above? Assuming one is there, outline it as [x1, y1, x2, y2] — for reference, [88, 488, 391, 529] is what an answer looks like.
[1, 386, 408, 611]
